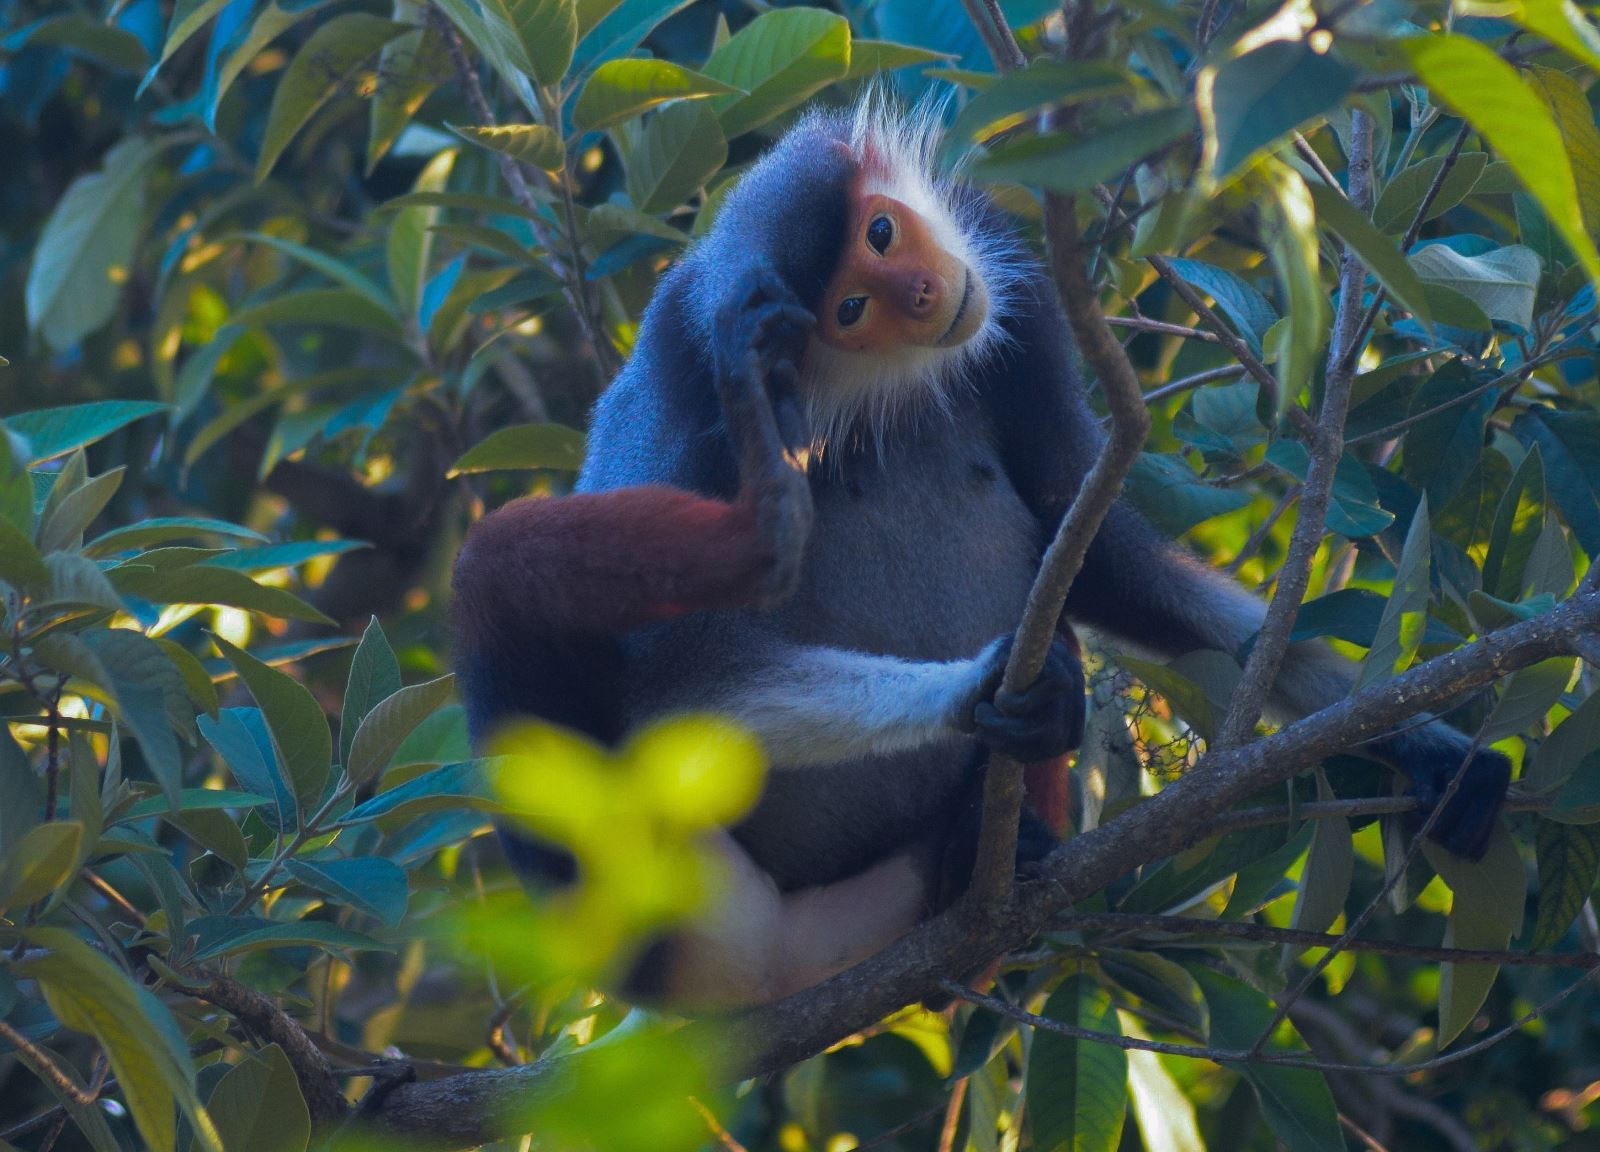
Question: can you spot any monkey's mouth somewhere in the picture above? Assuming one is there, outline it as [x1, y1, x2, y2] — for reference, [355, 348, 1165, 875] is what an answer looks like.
[938, 268, 985, 347]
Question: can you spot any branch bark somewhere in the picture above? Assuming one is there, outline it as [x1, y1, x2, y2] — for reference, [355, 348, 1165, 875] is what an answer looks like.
[361, 588, 1600, 1145]
[1215, 108, 1375, 749]
[194, 975, 348, 1128]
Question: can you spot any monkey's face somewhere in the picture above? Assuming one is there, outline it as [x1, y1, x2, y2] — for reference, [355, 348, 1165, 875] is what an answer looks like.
[815, 193, 989, 355]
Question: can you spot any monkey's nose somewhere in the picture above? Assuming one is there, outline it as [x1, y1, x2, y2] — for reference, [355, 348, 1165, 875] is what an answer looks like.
[904, 272, 943, 316]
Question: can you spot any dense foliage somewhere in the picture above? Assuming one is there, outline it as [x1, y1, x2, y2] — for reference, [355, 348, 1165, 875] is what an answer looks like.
[2, 0, 1600, 1148]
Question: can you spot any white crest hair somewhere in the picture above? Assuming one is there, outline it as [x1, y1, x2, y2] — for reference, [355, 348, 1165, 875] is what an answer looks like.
[800, 87, 1029, 461]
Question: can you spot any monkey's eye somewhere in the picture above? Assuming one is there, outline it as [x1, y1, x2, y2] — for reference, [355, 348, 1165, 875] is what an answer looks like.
[836, 296, 868, 327]
[866, 215, 894, 255]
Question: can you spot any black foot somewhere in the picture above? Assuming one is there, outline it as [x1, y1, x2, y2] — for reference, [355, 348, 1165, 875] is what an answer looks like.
[1406, 745, 1512, 860]
[965, 634, 1086, 762]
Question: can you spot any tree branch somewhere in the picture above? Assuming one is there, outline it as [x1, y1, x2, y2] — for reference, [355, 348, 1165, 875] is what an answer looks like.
[193, 975, 348, 1128]
[359, 588, 1600, 1145]
[1215, 108, 1374, 748]
[428, 5, 616, 381]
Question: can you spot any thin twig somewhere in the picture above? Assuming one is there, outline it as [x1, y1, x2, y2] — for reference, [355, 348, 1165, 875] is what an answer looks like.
[194, 974, 349, 1126]
[1215, 108, 1374, 748]
[428, 6, 616, 379]
[1339, 119, 1473, 376]
[1056, 911, 1600, 968]
[1105, 314, 1222, 342]
[948, 966, 1600, 1075]
[1142, 364, 1244, 405]
[954, 0, 1150, 914]
[0, 1019, 100, 1105]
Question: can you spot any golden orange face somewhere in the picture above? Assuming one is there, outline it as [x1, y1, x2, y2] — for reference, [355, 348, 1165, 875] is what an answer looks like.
[814, 192, 988, 354]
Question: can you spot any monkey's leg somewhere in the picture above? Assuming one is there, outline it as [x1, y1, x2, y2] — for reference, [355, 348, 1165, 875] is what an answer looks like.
[640, 831, 935, 1008]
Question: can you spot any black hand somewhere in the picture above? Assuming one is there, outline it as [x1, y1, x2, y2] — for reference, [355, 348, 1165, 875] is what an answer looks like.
[965, 634, 1086, 763]
[713, 262, 815, 459]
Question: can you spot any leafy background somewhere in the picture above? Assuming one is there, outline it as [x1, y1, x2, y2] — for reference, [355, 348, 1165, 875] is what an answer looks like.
[2, 0, 1600, 1148]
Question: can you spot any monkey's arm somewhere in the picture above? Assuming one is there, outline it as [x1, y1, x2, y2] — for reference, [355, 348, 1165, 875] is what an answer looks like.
[985, 268, 1509, 858]
[628, 625, 1083, 770]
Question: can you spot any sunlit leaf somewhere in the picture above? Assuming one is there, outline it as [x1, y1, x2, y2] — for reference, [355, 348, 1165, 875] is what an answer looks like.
[1406, 35, 1600, 282]
[701, 8, 851, 139]
[1424, 824, 1525, 1047]
[450, 422, 587, 474]
[255, 14, 410, 182]
[1027, 976, 1127, 1152]
[574, 58, 741, 130]
[26, 136, 160, 349]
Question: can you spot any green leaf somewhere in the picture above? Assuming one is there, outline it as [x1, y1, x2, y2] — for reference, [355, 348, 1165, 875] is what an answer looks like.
[1263, 160, 1328, 411]
[1483, 657, 1576, 744]
[483, 0, 577, 86]
[970, 105, 1196, 193]
[1163, 257, 1277, 355]
[1406, 35, 1600, 283]
[25, 136, 160, 349]
[1528, 690, 1600, 792]
[1191, 968, 1341, 1152]
[83, 629, 188, 806]
[1402, 363, 1494, 507]
[215, 637, 333, 816]
[1127, 1047, 1203, 1152]
[1124, 452, 1252, 535]
[38, 467, 125, 554]
[232, 232, 394, 309]
[624, 99, 729, 214]
[0, 516, 48, 592]
[10, 400, 165, 476]
[945, 60, 1130, 150]
[226, 287, 405, 340]
[370, 26, 447, 173]
[842, 39, 950, 81]
[197, 710, 295, 831]
[206, 1044, 310, 1152]
[701, 8, 851, 140]
[1205, 39, 1354, 178]
[574, 58, 741, 130]
[9, 13, 151, 72]
[1549, 748, 1600, 822]
[110, 564, 335, 625]
[450, 123, 566, 172]
[189, 918, 387, 961]
[341, 617, 403, 768]
[1286, 770, 1352, 939]
[203, 540, 366, 573]
[1512, 408, 1600, 556]
[389, 148, 457, 328]
[1469, 0, 1600, 74]
[21, 927, 221, 1152]
[255, 14, 410, 182]
[1532, 819, 1600, 949]
[1408, 244, 1541, 332]
[1525, 66, 1600, 237]
[146, 0, 232, 89]
[0, 821, 83, 912]
[1373, 151, 1490, 234]
[1424, 824, 1525, 1047]
[1484, 445, 1548, 601]
[1306, 183, 1433, 327]
[286, 856, 410, 925]
[338, 759, 500, 825]
[119, 788, 273, 821]
[450, 422, 587, 474]
[1026, 976, 1127, 1152]
[1358, 494, 1430, 689]
[346, 675, 456, 786]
